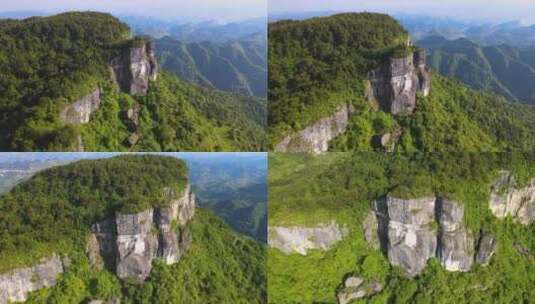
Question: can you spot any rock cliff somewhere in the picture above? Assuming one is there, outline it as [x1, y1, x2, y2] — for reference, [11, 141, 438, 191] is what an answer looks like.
[368, 48, 431, 115]
[90, 184, 195, 282]
[274, 104, 353, 153]
[268, 221, 347, 255]
[369, 195, 490, 277]
[0, 254, 64, 304]
[110, 40, 158, 96]
[489, 171, 535, 225]
[60, 88, 101, 125]
[337, 275, 383, 304]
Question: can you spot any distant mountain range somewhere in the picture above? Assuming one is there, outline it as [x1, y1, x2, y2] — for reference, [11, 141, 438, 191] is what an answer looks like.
[419, 35, 535, 104]
[155, 34, 267, 97]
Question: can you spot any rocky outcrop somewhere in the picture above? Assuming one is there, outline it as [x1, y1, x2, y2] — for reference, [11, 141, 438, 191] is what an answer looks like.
[368, 48, 431, 115]
[475, 233, 496, 266]
[336, 276, 383, 304]
[489, 171, 535, 225]
[436, 198, 474, 272]
[370, 195, 489, 277]
[372, 129, 402, 152]
[274, 104, 353, 153]
[0, 254, 64, 304]
[110, 41, 158, 95]
[60, 88, 101, 124]
[374, 196, 437, 277]
[89, 185, 195, 282]
[268, 221, 347, 255]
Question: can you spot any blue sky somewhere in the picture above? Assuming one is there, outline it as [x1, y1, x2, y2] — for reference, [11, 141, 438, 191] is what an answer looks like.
[0, 0, 266, 22]
[269, 0, 535, 23]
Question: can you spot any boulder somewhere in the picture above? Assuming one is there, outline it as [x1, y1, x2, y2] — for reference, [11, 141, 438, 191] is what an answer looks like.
[274, 104, 353, 153]
[60, 88, 101, 124]
[268, 221, 347, 255]
[337, 278, 383, 304]
[0, 254, 63, 304]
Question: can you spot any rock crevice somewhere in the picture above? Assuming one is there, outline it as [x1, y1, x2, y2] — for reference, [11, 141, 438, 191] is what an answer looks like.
[368, 195, 492, 277]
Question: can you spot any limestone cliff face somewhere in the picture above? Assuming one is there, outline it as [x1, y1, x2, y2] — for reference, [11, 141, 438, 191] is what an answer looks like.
[369, 195, 488, 277]
[368, 49, 431, 115]
[0, 254, 64, 304]
[110, 41, 158, 96]
[268, 221, 347, 255]
[489, 171, 535, 225]
[274, 104, 353, 153]
[60, 88, 101, 125]
[90, 184, 195, 282]
[373, 196, 437, 277]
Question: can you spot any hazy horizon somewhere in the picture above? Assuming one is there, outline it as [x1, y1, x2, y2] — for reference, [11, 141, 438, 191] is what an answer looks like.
[269, 0, 535, 24]
[0, 0, 267, 23]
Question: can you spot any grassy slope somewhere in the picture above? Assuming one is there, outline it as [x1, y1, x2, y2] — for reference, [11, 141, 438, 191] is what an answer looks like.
[268, 153, 535, 304]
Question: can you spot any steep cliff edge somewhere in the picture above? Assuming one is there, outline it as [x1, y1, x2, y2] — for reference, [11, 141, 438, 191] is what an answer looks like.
[268, 221, 347, 255]
[0, 255, 64, 304]
[110, 40, 158, 96]
[90, 185, 195, 282]
[273, 104, 353, 153]
[369, 195, 489, 277]
[368, 48, 431, 115]
[489, 171, 535, 225]
[60, 88, 101, 125]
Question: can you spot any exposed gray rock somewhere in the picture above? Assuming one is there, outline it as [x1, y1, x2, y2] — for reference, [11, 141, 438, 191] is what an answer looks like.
[436, 199, 474, 272]
[374, 195, 437, 277]
[0, 254, 63, 304]
[368, 49, 430, 115]
[274, 104, 354, 153]
[60, 88, 101, 124]
[268, 221, 347, 255]
[127, 133, 140, 146]
[89, 185, 195, 282]
[110, 41, 158, 95]
[86, 233, 105, 271]
[337, 278, 383, 304]
[372, 129, 402, 152]
[489, 171, 535, 225]
[115, 209, 159, 282]
[475, 233, 496, 266]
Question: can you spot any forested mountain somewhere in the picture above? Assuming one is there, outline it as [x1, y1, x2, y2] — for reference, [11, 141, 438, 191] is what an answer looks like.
[419, 35, 535, 105]
[0, 12, 266, 152]
[155, 34, 267, 97]
[268, 153, 535, 304]
[268, 13, 535, 152]
[0, 155, 266, 303]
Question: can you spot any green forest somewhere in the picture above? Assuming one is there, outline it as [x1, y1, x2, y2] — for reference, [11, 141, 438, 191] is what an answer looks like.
[268, 13, 535, 151]
[268, 153, 535, 303]
[0, 12, 265, 152]
[0, 155, 266, 303]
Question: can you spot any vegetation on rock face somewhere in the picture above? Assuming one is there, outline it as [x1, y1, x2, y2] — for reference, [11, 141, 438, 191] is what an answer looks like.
[24, 209, 266, 304]
[0, 155, 266, 303]
[268, 12, 535, 152]
[0, 12, 266, 151]
[0, 155, 188, 272]
[268, 153, 535, 304]
[268, 13, 409, 145]
[82, 73, 266, 152]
